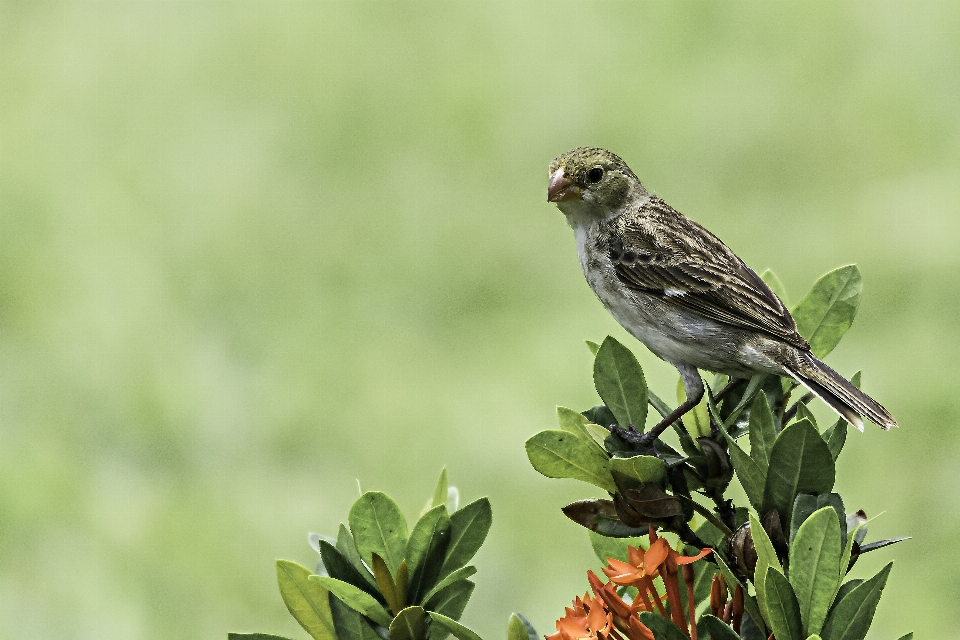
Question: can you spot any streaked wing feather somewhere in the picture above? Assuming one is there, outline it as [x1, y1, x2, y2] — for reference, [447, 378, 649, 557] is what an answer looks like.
[612, 208, 808, 349]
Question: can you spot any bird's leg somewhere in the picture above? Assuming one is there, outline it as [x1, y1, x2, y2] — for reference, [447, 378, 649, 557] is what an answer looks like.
[638, 365, 704, 448]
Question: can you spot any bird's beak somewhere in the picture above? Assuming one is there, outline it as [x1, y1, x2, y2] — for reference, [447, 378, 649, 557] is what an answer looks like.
[548, 168, 581, 203]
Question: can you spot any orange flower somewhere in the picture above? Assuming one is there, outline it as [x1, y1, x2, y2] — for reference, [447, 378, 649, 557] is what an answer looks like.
[547, 592, 614, 640]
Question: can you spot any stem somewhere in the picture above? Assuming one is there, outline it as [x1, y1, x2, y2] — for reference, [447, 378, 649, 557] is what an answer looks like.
[684, 496, 734, 538]
[683, 565, 698, 640]
[782, 392, 814, 423]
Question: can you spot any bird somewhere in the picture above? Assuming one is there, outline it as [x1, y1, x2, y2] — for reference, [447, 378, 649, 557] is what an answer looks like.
[547, 147, 896, 442]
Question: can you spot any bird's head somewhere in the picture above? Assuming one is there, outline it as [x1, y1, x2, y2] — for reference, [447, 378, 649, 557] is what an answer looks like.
[548, 147, 648, 224]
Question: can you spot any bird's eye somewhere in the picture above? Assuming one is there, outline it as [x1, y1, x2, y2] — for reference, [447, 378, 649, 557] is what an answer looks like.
[586, 167, 604, 183]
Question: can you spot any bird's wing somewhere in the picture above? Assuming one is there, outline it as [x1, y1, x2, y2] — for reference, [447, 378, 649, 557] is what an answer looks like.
[609, 199, 809, 349]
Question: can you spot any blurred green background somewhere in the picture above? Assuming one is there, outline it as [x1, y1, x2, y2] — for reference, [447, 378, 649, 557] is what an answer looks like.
[3, 1, 959, 638]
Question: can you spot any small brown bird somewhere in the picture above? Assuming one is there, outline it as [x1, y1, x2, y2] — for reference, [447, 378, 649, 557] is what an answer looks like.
[548, 147, 896, 439]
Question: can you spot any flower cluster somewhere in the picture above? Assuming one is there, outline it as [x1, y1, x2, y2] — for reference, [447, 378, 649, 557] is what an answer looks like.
[549, 528, 712, 640]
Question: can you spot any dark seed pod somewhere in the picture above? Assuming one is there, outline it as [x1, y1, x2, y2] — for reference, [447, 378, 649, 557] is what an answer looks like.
[729, 522, 758, 575]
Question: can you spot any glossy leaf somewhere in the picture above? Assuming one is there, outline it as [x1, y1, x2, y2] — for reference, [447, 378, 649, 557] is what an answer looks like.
[833, 579, 862, 606]
[310, 576, 393, 627]
[895, 634, 913, 640]
[390, 606, 428, 640]
[822, 420, 847, 461]
[820, 563, 892, 640]
[424, 579, 474, 621]
[406, 505, 452, 603]
[761, 268, 789, 306]
[739, 613, 767, 640]
[793, 403, 817, 429]
[420, 566, 477, 608]
[507, 613, 538, 640]
[319, 540, 385, 603]
[764, 566, 803, 640]
[749, 393, 777, 472]
[557, 406, 606, 453]
[349, 492, 409, 577]
[714, 552, 766, 636]
[586, 340, 601, 356]
[790, 494, 845, 547]
[638, 611, 687, 640]
[228, 635, 297, 640]
[337, 524, 376, 589]
[609, 454, 666, 485]
[722, 374, 766, 429]
[525, 430, 615, 493]
[438, 498, 492, 577]
[792, 265, 861, 359]
[719, 424, 765, 512]
[428, 613, 484, 640]
[696, 614, 740, 640]
[763, 420, 836, 530]
[329, 595, 382, 640]
[275, 560, 337, 640]
[790, 507, 842, 636]
[593, 336, 648, 430]
[750, 512, 781, 629]
[372, 554, 407, 615]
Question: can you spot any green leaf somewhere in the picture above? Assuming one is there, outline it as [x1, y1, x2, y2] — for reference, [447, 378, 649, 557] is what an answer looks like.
[696, 614, 740, 640]
[507, 613, 538, 640]
[895, 634, 913, 640]
[319, 540, 385, 603]
[390, 606, 428, 640]
[638, 611, 687, 640]
[586, 340, 601, 356]
[336, 524, 376, 589]
[593, 336, 648, 430]
[790, 494, 845, 547]
[719, 424, 765, 512]
[507, 613, 540, 640]
[431, 468, 448, 509]
[439, 498, 492, 577]
[275, 560, 337, 640]
[714, 553, 766, 636]
[525, 430, 615, 493]
[763, 420, 836, 530]
[587, 530, 646, 565]
[310, 576, 393, 627]
[793, 403, 817, 429]
[677, 376, 710, 438]
[789, 508, 842, 636]
[420, 566, 477, 607]
[820, 563, 892, 640]
[349, 492, 409, 577]
[228, 634, 298, 640]
[833, 579, 862, 606]
[792, 265, 861, 359]
[821, 420, 847, 462]
[406, 505, 452, 603]
[722, 374, 766, 429]
[609, 454, 666, 484]
[761, 268, 789, 306]
[764, 566, 804, 640]
[748, 393, 777, 472]
[425, 580, 474, 622]
[428, 613, 484, 640]
[839, 519, 867, 582]
[750, 512, 782, 629]
[739, 613, 767, 640]
[328, 595, 382, 640]
[557, 406, 607, 453]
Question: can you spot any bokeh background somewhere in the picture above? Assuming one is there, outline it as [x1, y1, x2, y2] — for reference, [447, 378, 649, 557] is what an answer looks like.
[3, 1, 959, 638]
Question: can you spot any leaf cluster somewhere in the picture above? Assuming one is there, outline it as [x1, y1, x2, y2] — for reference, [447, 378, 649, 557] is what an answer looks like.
[231, 470, 514, 640]
[527, 266, 911, 640]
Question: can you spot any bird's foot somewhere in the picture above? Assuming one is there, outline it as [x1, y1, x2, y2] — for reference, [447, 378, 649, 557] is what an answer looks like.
[608, 424, 644, 444]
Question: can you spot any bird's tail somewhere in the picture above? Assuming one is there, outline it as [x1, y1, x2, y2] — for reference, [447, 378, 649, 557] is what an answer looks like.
[785, 353, 897, 431]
